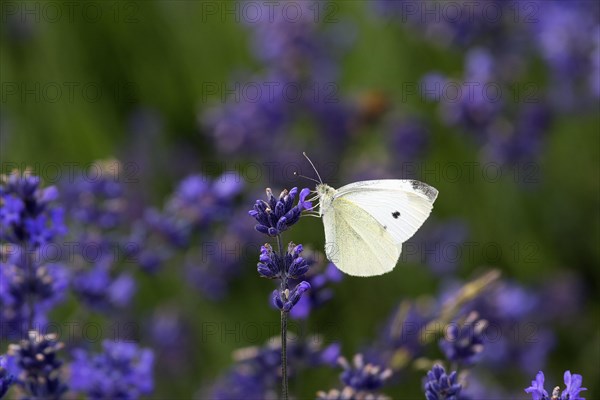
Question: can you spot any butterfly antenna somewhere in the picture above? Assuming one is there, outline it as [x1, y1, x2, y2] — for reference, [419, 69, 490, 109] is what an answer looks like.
[302, 152, 323, 184]
[293, 171, 320, 184]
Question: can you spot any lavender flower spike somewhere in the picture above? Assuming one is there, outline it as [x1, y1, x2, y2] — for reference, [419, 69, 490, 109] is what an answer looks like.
[525, 370, 587, 400]
[424, 364, 462, 400]
[249, 187, 312, 236]
[7, 330, 68, 399]
[70, 340, 154, 400]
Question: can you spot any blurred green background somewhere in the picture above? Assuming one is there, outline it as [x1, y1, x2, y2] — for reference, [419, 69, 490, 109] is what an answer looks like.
[1, 1, 599, 398]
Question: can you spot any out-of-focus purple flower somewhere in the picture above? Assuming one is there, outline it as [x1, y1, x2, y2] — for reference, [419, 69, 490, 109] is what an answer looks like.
[290, 262, 343, 320]
[424, 364, 461, 400]
[439, 312, 487, 365]
[317, 387, 390, 400]
[388, 118, 429, 164]
[479, 281, 538, 322]
[130, 171, 243, 274]
[61, 160, 126, 230]
[442, 279, 555, 375]
[591, 26, 600, 98]
[167, 172, 243, 225]
[249, 187, 312, 237]
[484, 104, 552, 165]
[0, 355, 15, 398]
[305, 99, 356, 151]
[70, 340, 154, 400]
[0, 172, 66, 246]
[525, 370, 587, 400]
[378, 301, 432, 362]
[201, 0, 355, 154]
[339, 354, 392, 392]
[516, 328, 556, 376]
[440, 49, 503, 133]
[419, 220, 469, 275]
[72, 262, 136, 312]
[148, 307, 190, 375]
[185, 209, 259, 300]
[244, 1, 341, 80]
[539, 273, 584, 323]
[200, 73, 291, 155]
[532, 1, 600, 109]
[7, 331, 68, 399]
[209, 336, 338, 400]
[373, 0, 513, 48]
[0, 246, 69, 337]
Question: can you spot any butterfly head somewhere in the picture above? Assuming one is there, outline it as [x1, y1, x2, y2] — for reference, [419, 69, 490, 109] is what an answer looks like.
[316, 183, 335, 198]
[316, 183, 337, 216]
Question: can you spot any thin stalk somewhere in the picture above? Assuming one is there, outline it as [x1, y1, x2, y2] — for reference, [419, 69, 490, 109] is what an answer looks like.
[280, 310, 289, 400]
[276, 234, 289, 399]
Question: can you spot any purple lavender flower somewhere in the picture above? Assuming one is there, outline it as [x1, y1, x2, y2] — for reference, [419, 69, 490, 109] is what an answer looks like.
[201, 0, 355, 154]
[248, 185, 316, 398]
[439, 312, 487, 365]
[0, 355, 15, 399]
[258, 242, 309, 280]
[424, 364, 461, 400]
[148, 307, 190, 375]
[420, 220, 469, 275]
[441, 279, 553, 375]
[249, 187, 312, 236]
[289, 262, 343, 320]
[130, 171, 243, 273]
[272, 281, 311, 312]
[243, 1, 341, 80]
[72, 261, 136, 312]
[484, 104, 552, 165]
[317, 387, 390, 400]
[185, 208, 259, 300]
[378, 301, 432, 363]
[388, 118, 430, 165]
[166, 172, 243, 225]
[0, 246, 69, 337]
[61, 161, 126, 230]
[201, 73, 292, 155]
[7, 331, 68, 399]
[532, 1, 600, 110]
[317, 354, 391, 400]
[339, 354, 392, 392]
[70, 340, 154, 400]
[0, 172, 66, 246]
[440, 49, 504, 133]
[525, 370, 587, 400]
[210, 337, 339, 400]
[374, 0, 513, 48]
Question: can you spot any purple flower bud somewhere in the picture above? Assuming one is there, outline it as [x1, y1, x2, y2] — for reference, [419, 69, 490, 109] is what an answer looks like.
[248, 187, 312, 236]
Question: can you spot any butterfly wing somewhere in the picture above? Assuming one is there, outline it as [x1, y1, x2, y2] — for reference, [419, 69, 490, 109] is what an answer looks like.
[335, 179, 438, 245]
[323, 196, 401, 276]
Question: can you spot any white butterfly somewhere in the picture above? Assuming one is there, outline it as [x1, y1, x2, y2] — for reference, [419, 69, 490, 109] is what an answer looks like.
[302, 155, 438, 277]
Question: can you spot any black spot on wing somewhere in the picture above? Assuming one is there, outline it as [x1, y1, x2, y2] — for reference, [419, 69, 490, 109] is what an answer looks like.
[392, 211, 400, 219]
